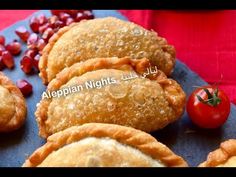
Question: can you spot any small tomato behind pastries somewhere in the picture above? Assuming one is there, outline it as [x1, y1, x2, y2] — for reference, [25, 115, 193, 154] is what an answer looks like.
[187, 86, 230, 129]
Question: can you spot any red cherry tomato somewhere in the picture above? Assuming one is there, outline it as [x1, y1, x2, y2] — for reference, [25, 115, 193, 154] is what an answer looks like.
[187, 86, 230, 129]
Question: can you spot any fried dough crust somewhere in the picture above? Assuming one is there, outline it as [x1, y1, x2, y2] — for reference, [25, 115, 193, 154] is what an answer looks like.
[39, 17, 175, 84]
[199, 139, 236, 167]
[36, 57, 185, 138]
[0, 72, 27, 132]
[23, 123, 188, 167]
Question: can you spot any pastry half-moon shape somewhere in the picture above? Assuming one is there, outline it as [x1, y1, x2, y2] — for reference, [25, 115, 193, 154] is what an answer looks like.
[0, 72, 27, 132]
[39, 17, 176, 84]
[36, 57, 186, 138]
[199, 139, 236, 167]
[23, 123, 188, 167]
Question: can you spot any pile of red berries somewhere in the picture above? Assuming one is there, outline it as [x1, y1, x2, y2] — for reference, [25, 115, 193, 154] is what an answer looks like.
[0, 36, 21, 70]
[0, 10, 94, 97]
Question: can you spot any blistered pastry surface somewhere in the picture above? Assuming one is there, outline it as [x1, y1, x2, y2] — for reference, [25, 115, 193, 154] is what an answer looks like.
[38, 137, 165, 167]
[46, 69, 177, 134]
[40, 17, 175, 83]
[0, 86, 15, 126]
[23, 123, 188, 167]
[36, 57, 185, 138]
[0, 72, 27, 132]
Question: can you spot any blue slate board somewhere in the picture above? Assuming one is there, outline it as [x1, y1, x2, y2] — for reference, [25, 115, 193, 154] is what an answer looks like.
[0, 10, 235, 167]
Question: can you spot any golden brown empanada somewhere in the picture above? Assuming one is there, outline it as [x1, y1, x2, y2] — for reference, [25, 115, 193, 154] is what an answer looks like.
[36, 57, 186, 138]
[0, 72, 27, 132]
[23, 123, 188, 167]
[199, 139, 236, 167]
[39, 17, 175, 84]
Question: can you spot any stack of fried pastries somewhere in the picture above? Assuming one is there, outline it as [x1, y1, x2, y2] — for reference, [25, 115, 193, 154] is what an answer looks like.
[26, 17, 187, 167]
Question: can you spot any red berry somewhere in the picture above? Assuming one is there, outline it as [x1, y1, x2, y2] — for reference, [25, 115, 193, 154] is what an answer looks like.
[24, 49, 38, 59]
[0, 56, 6, 70]
[66, 18, 74, 26]
[15, 26, 30, 42]
[51, 10, 64, 16]
[39, 23, 51, 34]
[42, 28, 54, 42]
[27, 33, 39, 50]
[83, 10, 94, 20]
[20, 55, 33, 74]
[67, 10, 79, 18]
[74, 11, 94, 22]
[59, 12, 70, 22]
[29, 16, 40, 33]
[48, 15, 59, 28]
[54, 20, 64, 29]
[37, 38, 46, 52]
[33, 54, 40, 71]
[0, 44, 5, 55]
[16, 79, 33, 97]
[75, 12, 85, 22]
[2, 51, 14, 69]
[37, 13, 47, 25]
[0, 35, 5, 45]
[6, 41, 22, 55]
[77, 10, 86, 13]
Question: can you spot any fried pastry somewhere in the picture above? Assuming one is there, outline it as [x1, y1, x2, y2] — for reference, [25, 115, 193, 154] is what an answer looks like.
[23, 123, 188, 167]
[39, 17, 176, 84]
[199, 139, 236, 167]
[0, 72, 27, 132]
[36, 57, 186, 138]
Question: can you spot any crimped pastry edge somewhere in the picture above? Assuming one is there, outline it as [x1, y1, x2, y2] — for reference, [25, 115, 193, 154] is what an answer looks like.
[23, 123, 188, 167]
[35, 56, 186, 138]
[199, 139, 236, 167]
[0, 72, 27, 132]
[39, 22, 82, 85]
[39, 17, 176, 85]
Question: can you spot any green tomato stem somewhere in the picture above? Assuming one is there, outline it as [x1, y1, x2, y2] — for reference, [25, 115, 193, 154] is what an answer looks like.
[197, 87, 221, 107]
